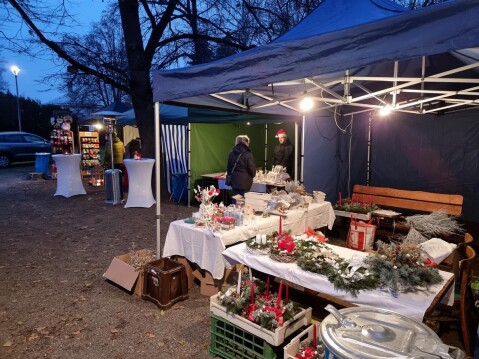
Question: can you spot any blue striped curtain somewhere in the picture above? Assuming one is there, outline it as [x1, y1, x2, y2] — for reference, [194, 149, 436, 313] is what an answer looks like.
[161, 124, 188, 193]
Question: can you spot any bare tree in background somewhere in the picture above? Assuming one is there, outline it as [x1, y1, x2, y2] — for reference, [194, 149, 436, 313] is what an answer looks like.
[0, 54, 8, 92]
[1, 0, 323, 158]
[3, 0, 443, 157]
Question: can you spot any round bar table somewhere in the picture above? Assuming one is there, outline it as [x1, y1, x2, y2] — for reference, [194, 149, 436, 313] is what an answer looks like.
[124, 158, 156, 208]
[52, 154, 86, 197]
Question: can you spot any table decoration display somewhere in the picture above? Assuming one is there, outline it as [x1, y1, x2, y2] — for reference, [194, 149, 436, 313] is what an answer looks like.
[333, 192, 379, 220]
[283, 322, 324, 359]
[270, 231, 300, 263]
[254, 165, 290, 185]
[294, 238, 443, 296]
[194, 185, 221, 221]
[363, 241, 443, 295]
[245, 233, 273, 255]
[217, 274, 302, 331]
[213, 215, 236, 230]
[284, 180, 308, 196]
[403, 211, 463, 244]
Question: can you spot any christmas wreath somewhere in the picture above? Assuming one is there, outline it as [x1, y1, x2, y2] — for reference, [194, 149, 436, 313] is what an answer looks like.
[297, 247, 378, 297]
[363, 241, 443, 295]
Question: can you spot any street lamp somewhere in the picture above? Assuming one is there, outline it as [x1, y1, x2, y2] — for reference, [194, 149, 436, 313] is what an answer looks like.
[10, 65, 22, 132]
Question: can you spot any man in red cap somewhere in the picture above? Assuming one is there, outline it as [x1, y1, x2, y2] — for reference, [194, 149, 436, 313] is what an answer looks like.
[273, 129, 294, 178]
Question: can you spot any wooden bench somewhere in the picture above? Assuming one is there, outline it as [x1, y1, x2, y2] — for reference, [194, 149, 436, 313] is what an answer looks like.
[352, 185, 464, 244]
[352, 184, 464, 216]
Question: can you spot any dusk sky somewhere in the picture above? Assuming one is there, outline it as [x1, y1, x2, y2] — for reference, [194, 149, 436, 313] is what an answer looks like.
[3, 1, 108, 104]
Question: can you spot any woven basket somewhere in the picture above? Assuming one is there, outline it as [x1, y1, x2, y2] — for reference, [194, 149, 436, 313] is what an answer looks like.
[269, 253, 297, 263]
[245, 246, 270, 256]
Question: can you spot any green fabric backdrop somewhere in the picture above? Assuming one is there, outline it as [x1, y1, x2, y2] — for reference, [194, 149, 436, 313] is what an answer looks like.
[190, 122, 297, 197]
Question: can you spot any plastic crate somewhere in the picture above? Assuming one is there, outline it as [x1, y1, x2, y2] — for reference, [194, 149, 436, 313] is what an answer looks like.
[210, 293, 312, 346]
[210, 313, 282, 359]
[283, 322, 322, 359]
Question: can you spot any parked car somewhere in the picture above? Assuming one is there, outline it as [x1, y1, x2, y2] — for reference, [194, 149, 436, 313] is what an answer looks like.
[0, 131, 52, 168]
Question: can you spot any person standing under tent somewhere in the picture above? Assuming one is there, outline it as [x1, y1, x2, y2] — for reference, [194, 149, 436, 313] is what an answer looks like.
[104, 133, 125, 170]
[226, 135, 256, 197]
[272, 128, 294, 178]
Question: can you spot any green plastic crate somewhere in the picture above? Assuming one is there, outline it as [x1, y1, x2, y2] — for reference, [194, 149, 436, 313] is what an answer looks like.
[210, 313, 281, 359]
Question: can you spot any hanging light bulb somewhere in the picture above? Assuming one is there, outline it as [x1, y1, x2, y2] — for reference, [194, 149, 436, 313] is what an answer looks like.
[300, 97, 314, 112]
[379, 105, 392, 116]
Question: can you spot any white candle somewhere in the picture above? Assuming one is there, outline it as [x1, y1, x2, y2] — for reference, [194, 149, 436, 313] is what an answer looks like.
[249, 266, 253, 281]
[261, 234, 267, 245]
[237, 270, 242, 294]
[256, 234, 261, 244]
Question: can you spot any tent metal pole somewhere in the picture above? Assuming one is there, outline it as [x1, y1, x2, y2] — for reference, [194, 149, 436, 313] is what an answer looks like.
[188, 123, 191, 207]
[367, 113, 372, 186]
[264, 124, 268, 171]
[155, 102, 162, 258]
[300, 115, 305, 183]
[294, 121, 298, 181]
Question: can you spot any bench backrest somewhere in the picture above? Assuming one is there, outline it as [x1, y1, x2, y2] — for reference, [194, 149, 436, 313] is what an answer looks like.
[353, 185, 463, 216]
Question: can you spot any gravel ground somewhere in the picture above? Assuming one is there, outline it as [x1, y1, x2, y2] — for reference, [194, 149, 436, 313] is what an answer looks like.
[0, 163, 469, 358]
[0, 163, 212, 359]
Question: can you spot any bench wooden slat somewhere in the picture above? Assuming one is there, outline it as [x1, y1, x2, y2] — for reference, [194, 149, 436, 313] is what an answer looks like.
[353, 185, 463, 216]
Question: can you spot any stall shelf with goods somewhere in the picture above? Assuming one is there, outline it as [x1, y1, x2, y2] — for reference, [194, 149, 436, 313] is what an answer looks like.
[78, 130, 101, 177]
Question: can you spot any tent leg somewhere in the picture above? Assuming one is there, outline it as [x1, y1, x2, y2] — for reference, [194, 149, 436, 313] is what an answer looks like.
[367, 113, 372, 186]
[155, 102, 162, 258]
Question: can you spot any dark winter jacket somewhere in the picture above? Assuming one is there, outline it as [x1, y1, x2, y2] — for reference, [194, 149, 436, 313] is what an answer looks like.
[273, 139, 294, 177]
[227, 142, 256, 191]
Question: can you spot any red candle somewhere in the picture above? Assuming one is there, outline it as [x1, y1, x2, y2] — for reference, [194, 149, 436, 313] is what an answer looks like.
[266, 277, 270, 296]
[286, 284, 289, 302]
[279, 216, 283, 233]
[313, 323, 317, 348]
[276, 280, 283, 308]
[339, 192, 342, 206]
[251, 282, 255, 305]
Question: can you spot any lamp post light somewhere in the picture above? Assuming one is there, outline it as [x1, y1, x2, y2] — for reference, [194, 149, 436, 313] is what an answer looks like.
[10, 65, 22, 132]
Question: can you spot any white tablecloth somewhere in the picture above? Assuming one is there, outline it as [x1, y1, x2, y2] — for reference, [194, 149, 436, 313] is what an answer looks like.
[163, 202, 335, 279]
[53, 154, 86, 198]
[222, 242, 454, 321]
[124, 159, 156, 208]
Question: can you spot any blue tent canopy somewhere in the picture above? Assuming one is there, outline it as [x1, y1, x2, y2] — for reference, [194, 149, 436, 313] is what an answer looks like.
[151, 0, 479, 225]
[153, 0, 479, 117]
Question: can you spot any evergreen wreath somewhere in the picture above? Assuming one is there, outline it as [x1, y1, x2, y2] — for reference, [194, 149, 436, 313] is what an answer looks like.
[363, 241, 443, 295]
[297, 248, 378, 297]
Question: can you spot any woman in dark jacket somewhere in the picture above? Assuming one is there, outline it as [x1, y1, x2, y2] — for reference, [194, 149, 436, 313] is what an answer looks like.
[227, 135, 256, 197]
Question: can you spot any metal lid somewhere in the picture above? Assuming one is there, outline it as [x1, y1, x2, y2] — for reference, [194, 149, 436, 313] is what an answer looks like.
[320, 305, 458, 359]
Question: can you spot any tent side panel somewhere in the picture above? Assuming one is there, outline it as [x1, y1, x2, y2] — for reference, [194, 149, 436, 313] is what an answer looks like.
[303, 111, 369, 205]
[371, 110, 479, 223]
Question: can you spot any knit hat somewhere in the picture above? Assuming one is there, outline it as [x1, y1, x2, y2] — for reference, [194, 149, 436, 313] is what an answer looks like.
[275, 129, 287, 138]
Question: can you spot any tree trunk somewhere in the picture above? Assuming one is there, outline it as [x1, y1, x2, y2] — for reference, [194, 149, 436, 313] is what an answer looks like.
[118, 0, 164, 196]
[118, 0, 155, 160]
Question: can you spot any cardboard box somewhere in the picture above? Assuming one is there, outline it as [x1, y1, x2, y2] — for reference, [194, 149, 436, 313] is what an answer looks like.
[193, 265, 241, 296]
[103, 249, 152, 296]
[245, 192, 272, 211]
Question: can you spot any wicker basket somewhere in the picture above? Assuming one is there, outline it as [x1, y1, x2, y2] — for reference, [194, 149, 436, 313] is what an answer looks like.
[246, 246, 270, 256]
[269, 253, 297, 263]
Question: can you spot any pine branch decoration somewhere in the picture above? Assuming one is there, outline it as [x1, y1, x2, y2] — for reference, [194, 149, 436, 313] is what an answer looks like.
[364, 242, 443, 295]
[405, 211, 464, 238]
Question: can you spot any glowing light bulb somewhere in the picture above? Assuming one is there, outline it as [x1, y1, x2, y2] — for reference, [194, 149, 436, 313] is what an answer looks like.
[379, 105, 392, 116]
[300, 97, 314, 112]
